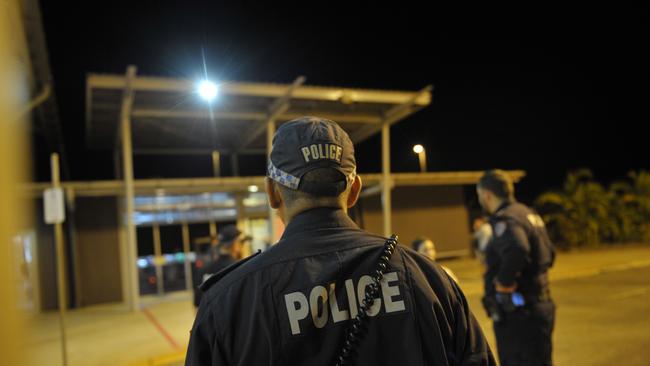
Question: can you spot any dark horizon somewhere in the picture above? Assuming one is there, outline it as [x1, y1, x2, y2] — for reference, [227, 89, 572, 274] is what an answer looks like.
[35, 1, 650, 204]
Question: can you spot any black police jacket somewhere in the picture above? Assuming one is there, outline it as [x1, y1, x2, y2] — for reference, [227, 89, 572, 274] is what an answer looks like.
[484, 201, 555, 299]
[186, 207, 495, 366]
[194, 254, 237, 307]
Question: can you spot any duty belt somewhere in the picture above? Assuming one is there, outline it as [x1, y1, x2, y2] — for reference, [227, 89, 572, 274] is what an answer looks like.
[524, 288, 552, 304]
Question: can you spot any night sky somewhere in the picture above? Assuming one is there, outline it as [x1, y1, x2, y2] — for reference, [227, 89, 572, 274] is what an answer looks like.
[36, 1, 649, 204]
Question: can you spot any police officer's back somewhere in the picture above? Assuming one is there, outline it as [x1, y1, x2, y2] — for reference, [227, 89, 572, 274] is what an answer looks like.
[477, 170, 555, 366]
[186, 117, 495, 366]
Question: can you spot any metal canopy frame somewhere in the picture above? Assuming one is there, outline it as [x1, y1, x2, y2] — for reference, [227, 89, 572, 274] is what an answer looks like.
[83, 66, 438, 310]
[86, 72, 432, 152]
[22, 171, 526, 198]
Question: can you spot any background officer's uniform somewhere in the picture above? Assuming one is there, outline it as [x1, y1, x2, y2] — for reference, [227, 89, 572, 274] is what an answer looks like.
[192, 225, 245, 308]
[186, 117, 495, 365]
[484, 201, 555, 366]
[192, 253, 235, 308]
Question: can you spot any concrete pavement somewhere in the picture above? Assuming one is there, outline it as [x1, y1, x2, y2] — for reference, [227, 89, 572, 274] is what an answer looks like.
[23, 244, 650, 365]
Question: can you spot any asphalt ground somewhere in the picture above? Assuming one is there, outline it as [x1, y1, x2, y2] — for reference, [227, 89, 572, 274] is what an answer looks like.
[25, 245, 650, 365]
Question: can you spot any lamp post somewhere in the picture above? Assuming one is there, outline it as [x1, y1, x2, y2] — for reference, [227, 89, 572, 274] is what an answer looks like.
[413, 144, 427, 173]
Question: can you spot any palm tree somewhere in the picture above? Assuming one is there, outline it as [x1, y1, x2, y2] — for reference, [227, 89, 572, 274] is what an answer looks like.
[607, 180, 639, 242]
[629, 171, 650, 242]
[536, 169, 611, 248]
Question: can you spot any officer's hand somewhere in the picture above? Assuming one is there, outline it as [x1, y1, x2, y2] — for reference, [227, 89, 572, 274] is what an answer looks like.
[482, 296, 502, 322]
[496, 292, 517, 313]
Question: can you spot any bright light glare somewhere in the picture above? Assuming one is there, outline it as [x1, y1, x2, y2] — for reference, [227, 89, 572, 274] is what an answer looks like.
[413, 144, 424, 154]
[198, 80, 218, 101]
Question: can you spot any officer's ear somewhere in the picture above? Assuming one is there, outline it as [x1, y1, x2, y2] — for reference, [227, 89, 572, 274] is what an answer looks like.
[482, 188, 494, 203]
[477, 186, 490, 201]
[346, 175, 362, 209]
[265, 177, 282, 209]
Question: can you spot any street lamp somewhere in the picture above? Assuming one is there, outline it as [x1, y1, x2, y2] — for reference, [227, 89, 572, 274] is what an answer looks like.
[413, 144, 427, 173]
[197, 80, 218, 101]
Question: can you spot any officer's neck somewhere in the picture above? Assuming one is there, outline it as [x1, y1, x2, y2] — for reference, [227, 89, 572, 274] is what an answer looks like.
[282, 203, 347, 225]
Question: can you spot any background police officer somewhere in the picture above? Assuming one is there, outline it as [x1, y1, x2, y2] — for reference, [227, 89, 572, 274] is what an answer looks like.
[411, 237, 459, 283]
[477, 170, 556, 366]
[186, 116, 496, 365]
[193, 225, 250, 309]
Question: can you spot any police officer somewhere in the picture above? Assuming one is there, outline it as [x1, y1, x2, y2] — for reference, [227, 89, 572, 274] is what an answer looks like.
[186, 116, 496, 365]
[193, 225, 251, 308]
[411, 237, 459, 283]
[476, 170, 556, 366]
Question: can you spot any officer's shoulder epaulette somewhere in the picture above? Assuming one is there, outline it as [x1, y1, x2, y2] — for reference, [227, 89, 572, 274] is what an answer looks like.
[494, 211, 525, 226]
[199, 250, 262, 292]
